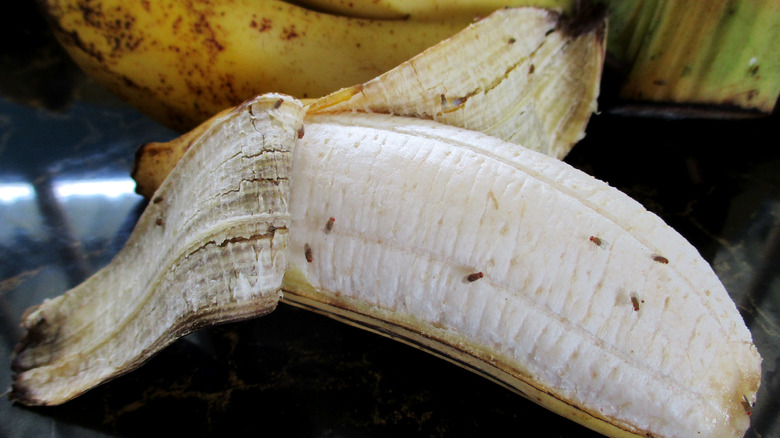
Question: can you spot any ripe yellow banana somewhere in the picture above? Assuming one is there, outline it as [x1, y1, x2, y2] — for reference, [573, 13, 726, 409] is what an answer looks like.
[38, 0, 475, 131]
[132, 7, 605, 198]
[12, 92, 761, 437]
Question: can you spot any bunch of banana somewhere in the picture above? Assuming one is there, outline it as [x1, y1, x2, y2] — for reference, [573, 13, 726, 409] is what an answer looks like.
[11, 8, 761, 438]
[39, 0, 779, 133]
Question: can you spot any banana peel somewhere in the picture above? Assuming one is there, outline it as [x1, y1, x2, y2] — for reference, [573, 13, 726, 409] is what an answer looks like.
[12, 94, 305, 405]
[132, 7, 605, 198]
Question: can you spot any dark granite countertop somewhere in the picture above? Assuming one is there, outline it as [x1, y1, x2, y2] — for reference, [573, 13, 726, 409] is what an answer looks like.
[1, 3, 778, 437]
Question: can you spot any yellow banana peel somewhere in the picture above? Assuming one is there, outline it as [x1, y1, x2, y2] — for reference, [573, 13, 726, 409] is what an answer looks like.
[38, 0, 469, 131]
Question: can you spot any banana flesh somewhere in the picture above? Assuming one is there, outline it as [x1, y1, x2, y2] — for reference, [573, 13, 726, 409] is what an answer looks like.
[132, 7, 605, 199]
[12, 95, 761, 437]
[282, 112, 760, 438]
[11, 94, 305, 405]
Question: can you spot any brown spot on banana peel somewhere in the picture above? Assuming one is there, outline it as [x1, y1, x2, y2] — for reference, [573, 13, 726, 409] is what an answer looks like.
[11, 315, 56, 373]
[53, 0, 143, 58]
[250, 16, 273, 33]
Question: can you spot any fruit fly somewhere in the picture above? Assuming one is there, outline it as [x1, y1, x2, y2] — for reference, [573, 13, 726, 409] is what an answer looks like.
[652, 254, 669, 264]
[467, 272, 484, 282]
[630, 292, 643, 312]
[325, 217, 335, 233]
[304, 244, 313, 263]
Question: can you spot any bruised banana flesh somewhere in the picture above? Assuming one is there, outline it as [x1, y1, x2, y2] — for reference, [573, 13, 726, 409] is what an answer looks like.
[12, 94, 761, 437]
[131, 7, 605, 199]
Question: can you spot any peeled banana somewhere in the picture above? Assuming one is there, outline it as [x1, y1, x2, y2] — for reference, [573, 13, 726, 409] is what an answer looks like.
[12, 91, 761, 437]
[132, 7, 605, 198]
[283, 111, 761, 438]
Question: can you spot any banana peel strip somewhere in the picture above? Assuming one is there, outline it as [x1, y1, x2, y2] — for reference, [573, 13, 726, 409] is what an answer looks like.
[12, 94, 304, 405]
